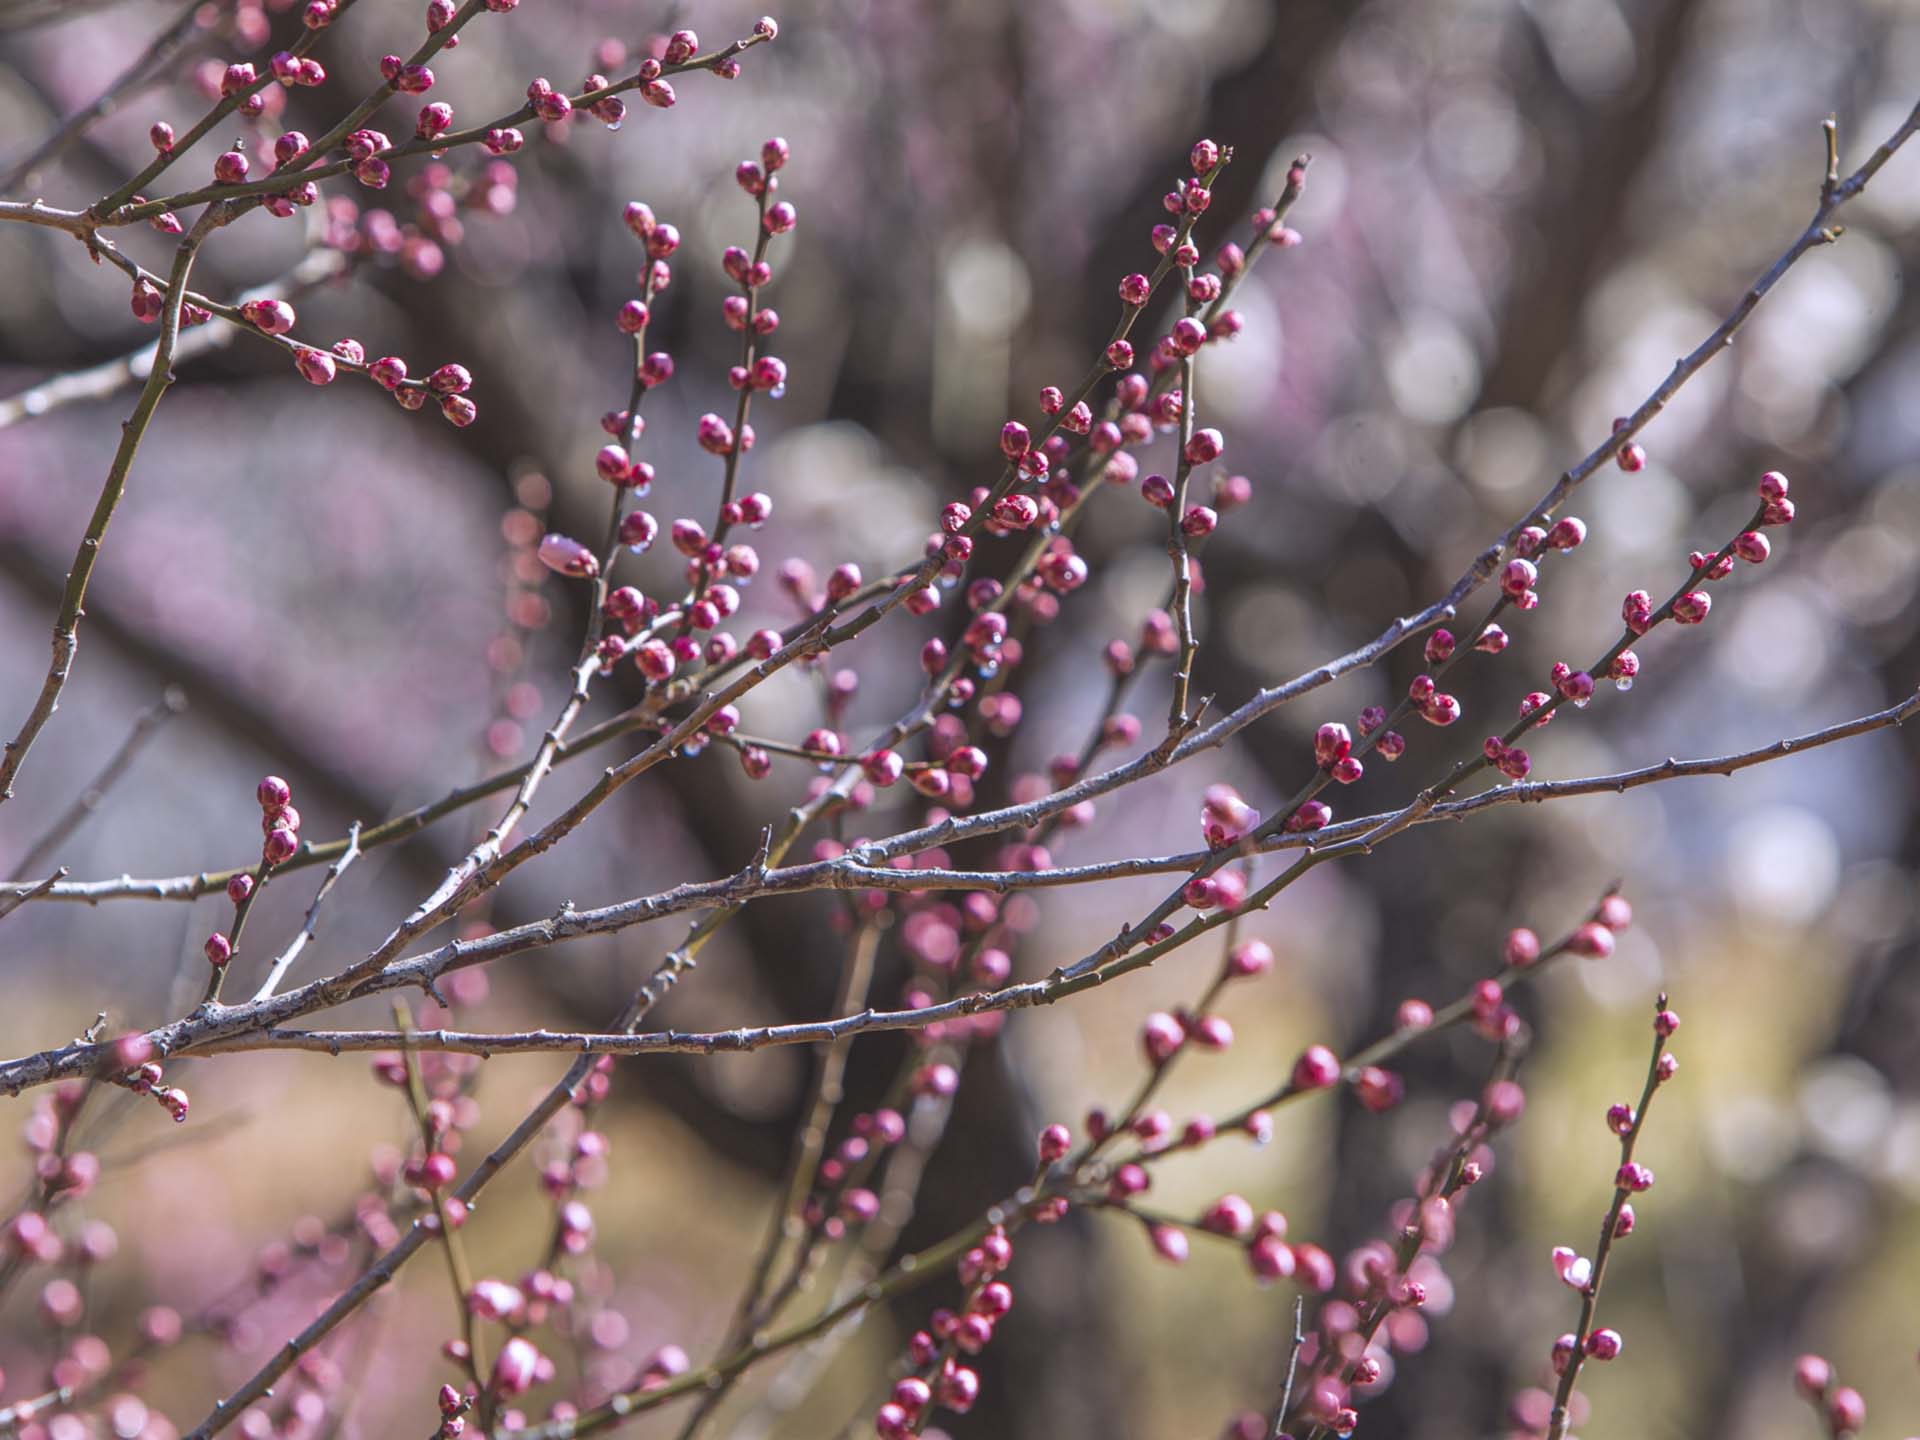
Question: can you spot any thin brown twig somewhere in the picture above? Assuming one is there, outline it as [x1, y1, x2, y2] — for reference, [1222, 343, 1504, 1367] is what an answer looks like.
[0, 867, 65, 923]
[1266, 1297, 1307, 1440]
[99, 25, 775, 225]
[0, 246, 349, 429]
[176, 972, 676, 1440]
[249, 823, 363, 1002]
[13, 99, 1899, 902]
[1164, 303, 1203, 731]
[393, 1001, 489, 1409]
[0, 201, 234, 806]
[672, 919, 881, 1440]
[9, 685, 184, 876]
[0, 0, 205, 195]
[0, 681, 1910, 1091]
[1544, 996, 1675, 1440]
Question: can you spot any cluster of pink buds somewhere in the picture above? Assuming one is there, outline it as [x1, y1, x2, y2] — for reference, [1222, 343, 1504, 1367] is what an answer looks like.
[1137, 1006, 1234, 1067]
[1481, 733, 1531, 780]
[378, 54, 436, 95]
[1314, 721, 1364, 784]
[1182, 863, 1248, 913]
[15, 1090, 107, 1289]
[1792, 1354, 1871, 1438]
[1356, 705, 1405, 762]
[129, 276, 166, 323]
[1406, 672, 1461, 728]
[1550, 1325, 1624, 1369]
[876, 1227, 1013, 1435]
[1496, 515, 1588, 618]
[535, 1122, 612, 1251]
[1200, 783, 1257, 848]
[345, 127, 394, 187]
[257, 773, 300, 868]
[113, 1031, 188, 1124]
[1622, 471, 1795, 646]
[434, 1382, 471, 1439]
[269, 46, 327, 88]
[488, 1333, 554, 1399]
[1499, 557, 1539, 608]
[798, 1107, 906, 1238]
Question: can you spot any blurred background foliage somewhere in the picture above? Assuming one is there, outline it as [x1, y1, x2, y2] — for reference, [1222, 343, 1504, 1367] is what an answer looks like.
[2, 0, 1919, 1436]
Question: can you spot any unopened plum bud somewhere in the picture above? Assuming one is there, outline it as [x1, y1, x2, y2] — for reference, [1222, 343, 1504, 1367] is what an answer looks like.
[1141, 1012, 1184, 1065]
[1291, 1045, 1340, 1091]
[1793, 1354, 1832, 1401]
[1585, 1329, 1623, 1360]
[1501, 558, 1538, 598]
[537, 534, 598, 578]
[1037, 1123, 1071, 1163]
[1672, 590, 1712, 625]
[1570, 922, 1615, 959]
[1228, 938, 1273, 978]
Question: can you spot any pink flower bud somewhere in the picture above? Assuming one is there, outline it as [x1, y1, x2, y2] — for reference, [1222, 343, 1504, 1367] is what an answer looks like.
[1141, 1012, 1184, 1065]
[1569, 922, 1615, 959]
[1284, 800, 1332, 832]
[1228, 938, 1273, 978]
[1555, 669, 1594, 703]
[489, 1336, 541, 1396]
[1355, 1066, 1402, 1112]
[244, 299, 296, 335]
[1793, 1354, 1832, 1400]
[537, 534, 599, 579]
[1314, 722, 1352, 767]
[1037, 1124, 1071, 1163]
[1501, 558, 1538, 598]
[1615, 1161, 1654, 1192]
[294, 348, 336, 385]
[1827, 1387, 1866, 1435]
[1148, 1223, 1189, 1264]
[1183, 428, 1224, 465]
[1291, 1045, 1340, 1091]
[1584, 1328, 1622, 1360]
[1672, 590, 1712, 625]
